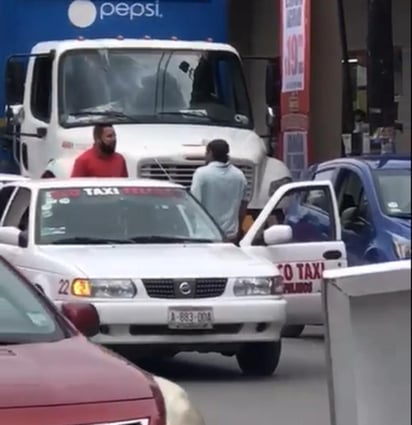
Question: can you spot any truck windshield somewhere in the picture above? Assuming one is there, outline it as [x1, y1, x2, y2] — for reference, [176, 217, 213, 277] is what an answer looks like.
[59, 49, 253, 129]
[374, 168, 411, 218]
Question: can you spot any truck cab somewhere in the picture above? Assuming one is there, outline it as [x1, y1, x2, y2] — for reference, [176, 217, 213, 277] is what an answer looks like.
[5, 37, 290, 218]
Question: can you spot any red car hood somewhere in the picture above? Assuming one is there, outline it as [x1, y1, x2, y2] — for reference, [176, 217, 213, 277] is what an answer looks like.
[0, 337, 154, 408]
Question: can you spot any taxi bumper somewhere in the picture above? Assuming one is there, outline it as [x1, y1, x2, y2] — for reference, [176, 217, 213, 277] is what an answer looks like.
[89, 297, 286, 347]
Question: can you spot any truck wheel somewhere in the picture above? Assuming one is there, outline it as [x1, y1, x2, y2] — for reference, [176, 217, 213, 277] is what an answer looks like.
[236, 341, 282, 377]
[282, 325, 305, 338]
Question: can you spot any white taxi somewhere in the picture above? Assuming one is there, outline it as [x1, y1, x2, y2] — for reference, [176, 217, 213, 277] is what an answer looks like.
[0, 178, 346, 373]
[0, 178, 287, 376]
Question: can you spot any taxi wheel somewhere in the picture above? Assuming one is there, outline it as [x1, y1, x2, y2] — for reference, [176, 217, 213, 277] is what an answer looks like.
[236, 341, 282, 377]
[282, 325, 305, 338]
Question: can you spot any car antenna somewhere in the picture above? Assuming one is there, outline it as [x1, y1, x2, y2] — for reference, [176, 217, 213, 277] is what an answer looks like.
[143, 144, 175, 184]
[154, 157, 175, 183]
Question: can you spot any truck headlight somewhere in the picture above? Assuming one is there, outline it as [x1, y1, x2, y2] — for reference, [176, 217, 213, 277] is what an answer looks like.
[392, 235, 411, 259]
[233, 276, 283, 296]
[268, 177, 292, 196]
[71, 279, 137, 298]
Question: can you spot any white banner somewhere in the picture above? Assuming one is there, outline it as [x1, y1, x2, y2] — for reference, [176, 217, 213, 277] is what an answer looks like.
[283, 131, 308, 180]
[282, 0, 306, 93]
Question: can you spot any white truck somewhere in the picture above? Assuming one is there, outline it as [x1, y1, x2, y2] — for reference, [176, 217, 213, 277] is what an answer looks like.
[5, 37, 291, 223]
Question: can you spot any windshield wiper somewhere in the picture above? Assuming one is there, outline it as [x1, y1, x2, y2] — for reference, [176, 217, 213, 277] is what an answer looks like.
[0, 341, 25, 346]
[51, 236, 134, 245]
[68, 111, 140, 122]
[129, 235, 214, 244]
[157, 110, 211, 120]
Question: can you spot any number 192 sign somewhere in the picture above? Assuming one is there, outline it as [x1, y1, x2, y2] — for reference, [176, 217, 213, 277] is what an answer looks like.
[281, 0, 307, 93]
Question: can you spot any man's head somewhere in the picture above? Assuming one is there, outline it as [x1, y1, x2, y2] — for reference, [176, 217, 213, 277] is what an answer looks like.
[93, 124, 117, 155]
[206, 139, 229, 164]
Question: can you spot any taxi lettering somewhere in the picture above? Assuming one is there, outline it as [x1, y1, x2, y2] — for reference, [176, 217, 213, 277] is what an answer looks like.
[277, 261, 325, 294]
[83, 187, 120, 196]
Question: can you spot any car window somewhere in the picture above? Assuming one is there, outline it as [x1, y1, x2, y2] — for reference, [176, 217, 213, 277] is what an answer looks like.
[336, 170, 364, 215]
[301, 169, 336, 213]
[0, 258, 65, 344]
[373, 168, 411, 217]
[0, 186, 16, 221]
[253, 186, 337, 245]
[35, 186, 224, 245]
[3, 187, 31, 231]
[313, 169, 335, 181]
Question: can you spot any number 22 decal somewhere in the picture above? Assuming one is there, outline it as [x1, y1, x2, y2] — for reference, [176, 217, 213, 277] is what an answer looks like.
[58, 279, 70, 295]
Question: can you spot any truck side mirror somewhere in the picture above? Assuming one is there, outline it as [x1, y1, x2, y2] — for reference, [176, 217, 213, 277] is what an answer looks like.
[265, 59, 281, 130]
[265, 61, 277, 107]
[5, 58, 27, 106]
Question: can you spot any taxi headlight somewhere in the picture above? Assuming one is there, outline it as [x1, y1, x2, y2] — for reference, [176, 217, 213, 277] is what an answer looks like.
[71, 279, 137, 298]
[233, 276, 283, 296]
[392, 235, 411, 259]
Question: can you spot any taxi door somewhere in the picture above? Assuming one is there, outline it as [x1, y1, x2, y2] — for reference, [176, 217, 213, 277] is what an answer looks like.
[240, 181, 347, 329]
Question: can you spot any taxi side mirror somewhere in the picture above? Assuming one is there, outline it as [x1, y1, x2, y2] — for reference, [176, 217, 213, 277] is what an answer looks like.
[264, 225, 293, 246]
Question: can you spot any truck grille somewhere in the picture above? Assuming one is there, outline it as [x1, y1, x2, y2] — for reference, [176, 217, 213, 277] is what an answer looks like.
[139, 162, 254, 199]
[142, 278, 227, 299]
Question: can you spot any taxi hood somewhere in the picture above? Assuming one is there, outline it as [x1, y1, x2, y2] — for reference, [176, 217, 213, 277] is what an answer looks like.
[0, 337, 153, 408]
[38, 244, 276, 279]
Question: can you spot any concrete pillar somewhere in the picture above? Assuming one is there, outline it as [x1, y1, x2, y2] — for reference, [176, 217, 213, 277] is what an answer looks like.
[309, 0, 343, 162]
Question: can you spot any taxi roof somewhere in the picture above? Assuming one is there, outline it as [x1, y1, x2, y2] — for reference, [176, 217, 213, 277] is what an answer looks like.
[5, 178, 184, 191]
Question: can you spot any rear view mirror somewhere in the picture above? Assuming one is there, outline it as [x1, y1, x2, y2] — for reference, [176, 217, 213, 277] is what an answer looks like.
[264, 224, 293, 246]
[6, 104, 24, 126]
[61, 302, 100, 338]
[265, 58, 281, 108]
[5, 57, 27, 106]
[265, 58, 281, 131]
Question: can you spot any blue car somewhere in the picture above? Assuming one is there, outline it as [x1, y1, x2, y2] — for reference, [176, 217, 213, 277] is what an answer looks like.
[285, 154, 410, 266]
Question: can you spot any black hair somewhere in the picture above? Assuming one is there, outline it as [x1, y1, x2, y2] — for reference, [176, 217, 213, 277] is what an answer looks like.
[93, 123, 113, 140]
[207, 139, 229, 163]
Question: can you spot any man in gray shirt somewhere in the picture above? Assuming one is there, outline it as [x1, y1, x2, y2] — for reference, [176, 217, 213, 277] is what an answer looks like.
[190, 139, 248, 243]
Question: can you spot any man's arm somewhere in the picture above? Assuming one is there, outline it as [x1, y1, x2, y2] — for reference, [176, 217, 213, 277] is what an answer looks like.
[71, 156, 87, 177]
[237, 176, 249, 240]
[190, 169, 204, 203]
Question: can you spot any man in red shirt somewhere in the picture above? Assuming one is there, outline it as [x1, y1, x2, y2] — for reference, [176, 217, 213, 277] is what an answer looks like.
[71, 124, 128, 177]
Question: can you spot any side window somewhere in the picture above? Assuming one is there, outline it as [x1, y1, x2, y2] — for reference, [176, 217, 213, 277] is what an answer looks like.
[336, 170, 364, 215]
[0, 186, 17, 221]
[3, 188, 31, 231]
[31, 57, 52, 122]
[336, 170, 371, 230]
[301, 169, 335, 212]
[313, 169, 335, 181]
[253, 185, 337, 246]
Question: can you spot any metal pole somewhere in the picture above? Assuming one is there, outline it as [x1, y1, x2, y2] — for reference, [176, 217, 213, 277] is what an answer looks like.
[367, 0, 396, 153]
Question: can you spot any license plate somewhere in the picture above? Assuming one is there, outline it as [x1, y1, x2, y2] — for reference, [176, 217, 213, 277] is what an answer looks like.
[168, 307, 214, 330]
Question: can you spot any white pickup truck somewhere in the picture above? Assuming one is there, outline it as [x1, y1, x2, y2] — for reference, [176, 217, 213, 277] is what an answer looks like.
[4, 37, 291, 225]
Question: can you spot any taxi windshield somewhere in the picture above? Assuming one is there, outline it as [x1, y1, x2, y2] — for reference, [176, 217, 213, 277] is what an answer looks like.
[0, 258, 64, 344]
[58, 48, 253, 129]
[35, 186, 224, 245]
[374, 168, 411, 217]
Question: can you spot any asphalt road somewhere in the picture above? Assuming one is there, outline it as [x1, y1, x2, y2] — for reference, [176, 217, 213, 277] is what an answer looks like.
[141, 327, 330, 425]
